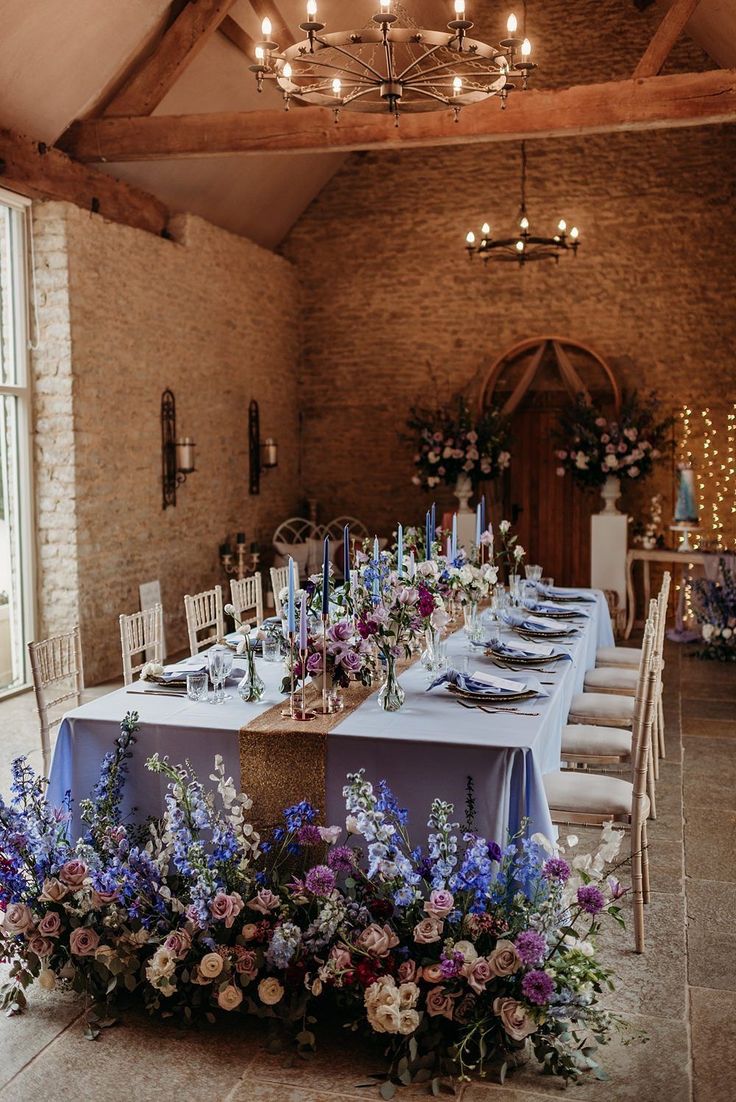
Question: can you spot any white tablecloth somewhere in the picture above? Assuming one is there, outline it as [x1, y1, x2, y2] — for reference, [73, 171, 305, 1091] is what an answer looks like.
[48, 591, 613, 846]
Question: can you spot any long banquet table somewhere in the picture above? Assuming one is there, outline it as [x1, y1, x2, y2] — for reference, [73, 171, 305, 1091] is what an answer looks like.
[48, 589, 613, 847]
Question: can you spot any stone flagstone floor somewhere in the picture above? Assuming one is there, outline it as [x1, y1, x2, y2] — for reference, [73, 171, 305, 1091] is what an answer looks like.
[0, 641, 734, 1102]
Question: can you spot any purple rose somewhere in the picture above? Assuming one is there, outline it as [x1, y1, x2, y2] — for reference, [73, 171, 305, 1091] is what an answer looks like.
[328, 619, 353, 643]
[340, 650, 362, 673]
[488, 842, 503, 863]
[306, 652, 323, 673]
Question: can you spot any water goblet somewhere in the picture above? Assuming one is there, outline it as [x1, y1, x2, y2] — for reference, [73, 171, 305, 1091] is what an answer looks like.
[219, 649, 235, 701]
[208, 648, 226, 704]
[186, 670, 208, 702]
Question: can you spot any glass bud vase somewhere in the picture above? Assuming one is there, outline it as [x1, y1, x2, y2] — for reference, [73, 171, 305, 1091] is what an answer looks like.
[377, 654, 405, 712]
[463, 601, 481, 643]
[237, 654, 265, 702]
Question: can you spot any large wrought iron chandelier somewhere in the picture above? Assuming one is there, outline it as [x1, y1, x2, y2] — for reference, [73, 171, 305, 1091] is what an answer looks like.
[250, 2, 536, 121]
[465, 143, 581, 267]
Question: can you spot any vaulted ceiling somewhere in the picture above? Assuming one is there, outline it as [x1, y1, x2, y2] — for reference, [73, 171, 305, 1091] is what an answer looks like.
[0, 0, 733, 248]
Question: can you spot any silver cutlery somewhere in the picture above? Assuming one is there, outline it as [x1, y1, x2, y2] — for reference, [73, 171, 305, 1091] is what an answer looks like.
[126, 689, 187, 698]
[455, 700, 540, 717]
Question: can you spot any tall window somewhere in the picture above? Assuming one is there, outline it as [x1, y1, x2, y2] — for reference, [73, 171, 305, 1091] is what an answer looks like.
[0, 189, 34, 695]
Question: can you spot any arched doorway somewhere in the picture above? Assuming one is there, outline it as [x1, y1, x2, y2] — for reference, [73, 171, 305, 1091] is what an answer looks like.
[480, 337, 620, 587]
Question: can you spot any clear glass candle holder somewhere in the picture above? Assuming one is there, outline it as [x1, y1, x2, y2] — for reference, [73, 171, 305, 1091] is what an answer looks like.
[186, 670, 208, 702]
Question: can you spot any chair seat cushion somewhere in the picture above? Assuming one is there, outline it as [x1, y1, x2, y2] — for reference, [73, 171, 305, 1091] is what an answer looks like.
[568, 692, 635, 728]
[561, 724, 632, 757]
[584, 667, 638, 696]
[596, 645, 641, 668]
[544, 770, 647, 821]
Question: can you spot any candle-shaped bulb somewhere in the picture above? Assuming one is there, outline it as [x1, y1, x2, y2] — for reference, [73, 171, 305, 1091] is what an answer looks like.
[454, 0, 466, 16]
[466, 230, 476, 245]
[558, 218, 567, 233]
[332, 77, 342, 96]
[521, 37, 531, 57]
[481, 222, 490, 236]
[507, 12, 517, 35]
[261, 16, 272, 36]
[255, 45, 264, 60]
[520, 215, 529, 231]
[516, 239, 525, 252]
[570, 225, 579, 240]
[453, 76, 463, 95]
[307, 0, 317, 16]
[282, 61, 292, 79]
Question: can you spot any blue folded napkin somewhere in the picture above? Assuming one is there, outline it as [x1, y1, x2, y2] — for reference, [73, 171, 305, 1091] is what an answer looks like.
[523, 599, 590, 619]
[501, 609, 579, 636]
[427, 668, 549, 699]
[535, 585, 596, 603]
[486, 641, 573, 663]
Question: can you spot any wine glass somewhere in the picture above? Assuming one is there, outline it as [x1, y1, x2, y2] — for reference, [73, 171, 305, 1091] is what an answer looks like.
[219, 649, 234, 701]
[208, 648, 225, 704]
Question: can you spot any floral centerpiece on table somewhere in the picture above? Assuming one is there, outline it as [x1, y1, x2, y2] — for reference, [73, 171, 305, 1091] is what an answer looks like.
[445, 561, 499, 608]
[632, 493, 664, 550]
[0, 728, 634, 1093]
[555, 391, 672, 491]
[407, 398, 511, 491]
[690, 560, 736, 662]
[495, 519, 526, 581]
[287, 617, 375, 694]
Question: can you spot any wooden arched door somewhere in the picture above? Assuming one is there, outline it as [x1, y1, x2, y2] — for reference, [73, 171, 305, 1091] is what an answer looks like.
[480, 337, 620, 587]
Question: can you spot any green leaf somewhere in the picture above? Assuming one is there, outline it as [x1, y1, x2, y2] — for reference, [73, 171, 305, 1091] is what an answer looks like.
[379, 1081, 396, 1100]
[499, 1062, 507, 1085]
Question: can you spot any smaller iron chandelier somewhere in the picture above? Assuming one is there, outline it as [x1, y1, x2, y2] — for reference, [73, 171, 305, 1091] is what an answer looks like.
[250, 3, 536, 121]
[465, 143, 581, 267]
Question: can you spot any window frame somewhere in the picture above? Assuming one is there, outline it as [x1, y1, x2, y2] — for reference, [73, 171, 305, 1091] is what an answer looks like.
[0, 186, 37, 697]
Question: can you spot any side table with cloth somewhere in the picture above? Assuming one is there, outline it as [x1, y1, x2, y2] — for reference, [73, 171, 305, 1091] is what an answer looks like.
[48, 590, 613, 847]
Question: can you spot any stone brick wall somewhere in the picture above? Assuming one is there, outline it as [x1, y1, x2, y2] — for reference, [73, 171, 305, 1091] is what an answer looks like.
[282, 122, 736, 546]
[32, 204, 302, 683]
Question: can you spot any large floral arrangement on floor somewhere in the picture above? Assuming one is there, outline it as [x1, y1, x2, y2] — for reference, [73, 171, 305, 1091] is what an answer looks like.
[690, 560, 736, 662]
[554, 392, 672, 491]
[0, 715, 632, 1091]
[407, 398, 511, 491]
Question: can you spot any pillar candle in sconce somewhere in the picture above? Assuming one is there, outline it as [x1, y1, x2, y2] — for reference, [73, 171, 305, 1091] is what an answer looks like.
[177, 437, 196, 473]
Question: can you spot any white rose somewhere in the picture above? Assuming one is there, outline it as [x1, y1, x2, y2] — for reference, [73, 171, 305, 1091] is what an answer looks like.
[499, 520, 510, 534]
[398, 1009, 420, 1035]
[140, 661, 164, 682]
[453, 940, 478, 963]
[38, 968, 56, 991]
[701, 624, 715, 641]
[722, 627, 733, 640]
[217, 984, 244, 1011]
[371, 1002, 401, 1034]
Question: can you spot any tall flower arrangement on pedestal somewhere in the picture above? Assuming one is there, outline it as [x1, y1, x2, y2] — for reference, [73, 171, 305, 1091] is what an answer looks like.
[554, 392, 671, 490]
[406, 398, 510, 491]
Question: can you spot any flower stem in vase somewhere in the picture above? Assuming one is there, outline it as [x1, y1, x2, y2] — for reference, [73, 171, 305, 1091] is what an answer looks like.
[377, 652, 405, 712]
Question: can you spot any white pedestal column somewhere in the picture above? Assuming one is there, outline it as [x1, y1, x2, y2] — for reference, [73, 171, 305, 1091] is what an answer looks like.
[591, 514, 628, 610]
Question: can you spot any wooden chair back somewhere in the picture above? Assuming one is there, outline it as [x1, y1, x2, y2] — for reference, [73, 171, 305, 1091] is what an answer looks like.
[270, 563, 298, 617]
[230, 573, 264, 628]
[184, 585, 224, 655]
[27, 626, 84, 775]
[631, 653, 659, 832]
[119, 604, 164, 685]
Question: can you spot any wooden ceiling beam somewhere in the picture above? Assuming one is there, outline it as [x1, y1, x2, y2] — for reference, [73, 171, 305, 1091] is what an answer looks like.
[60, 68, 736, 162]
[219, 13, 257, 57]
[633, 0, 702, 78]
[0, 126, 169, 236]
[104, 0, 238, 117]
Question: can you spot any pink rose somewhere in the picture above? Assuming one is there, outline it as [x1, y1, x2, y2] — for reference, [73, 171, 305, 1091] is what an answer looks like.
[28, 934, 54, 958]
[420, 963, 444, 984]
[488, 940, 521, 977]
[232, 946, 258, 978]
[69, 926, 100, 956]
[210, 891, 244, 929]
[413, 916, 443, 945]
[59, 860, 88, 889]
[2, 903, 34, 935]
[397, 960, 417, 984]
[163, 929, 192, 960]
[466, 957, 493, 994]
[91, 889, 118, 908]
[493, 997, 538, 1041]
[247, 889, 280, 915]
[39, 878, 68, 903]
[37, 912, 63, 939]
[425, 986, 457, 1019]
[329, 946, 353, 971]
[424, 889, 454, 918]
[357, 923, 399, 958]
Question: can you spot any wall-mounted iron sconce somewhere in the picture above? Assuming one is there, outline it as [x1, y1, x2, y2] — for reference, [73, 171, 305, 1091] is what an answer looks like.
[161, 388, 196, 509]
[249, 399, 278, 495]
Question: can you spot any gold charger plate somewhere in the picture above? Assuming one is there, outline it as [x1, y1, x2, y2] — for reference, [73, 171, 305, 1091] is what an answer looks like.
[147, 674, 189, 688]
[485, 647, 562, 666]
[515, 626, 576, 641]
[446, 683, 538, 704]
[525, 607, 584, 620]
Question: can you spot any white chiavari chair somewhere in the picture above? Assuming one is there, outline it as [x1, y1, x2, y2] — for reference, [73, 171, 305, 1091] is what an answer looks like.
[28, 626, 85, 776]
[270, 562, 298, 618]
[184, 585, 224, 655]
[544, 653, 659, 953]
[230, 573, 264, 628]
[119, 604, 164, 685]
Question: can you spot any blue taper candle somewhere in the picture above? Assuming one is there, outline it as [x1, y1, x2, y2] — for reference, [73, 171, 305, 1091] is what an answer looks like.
[481, 493, 487, 535]
[299, 590, 308, 652]
[372, 536, 380, 600]
[397, 523, 403, 578]
[425, 511, 431, 560]
[322, 537, 330, 617]
[343, 523, 350, 585]
[431, 501, 436, 542]
[476, 503, 482, 547]
[287, 555, 296, 634]
[451, 513, 457, 561]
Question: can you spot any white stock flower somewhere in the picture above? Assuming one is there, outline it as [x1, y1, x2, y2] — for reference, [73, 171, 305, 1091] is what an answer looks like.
[140, 662, 164, 682]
